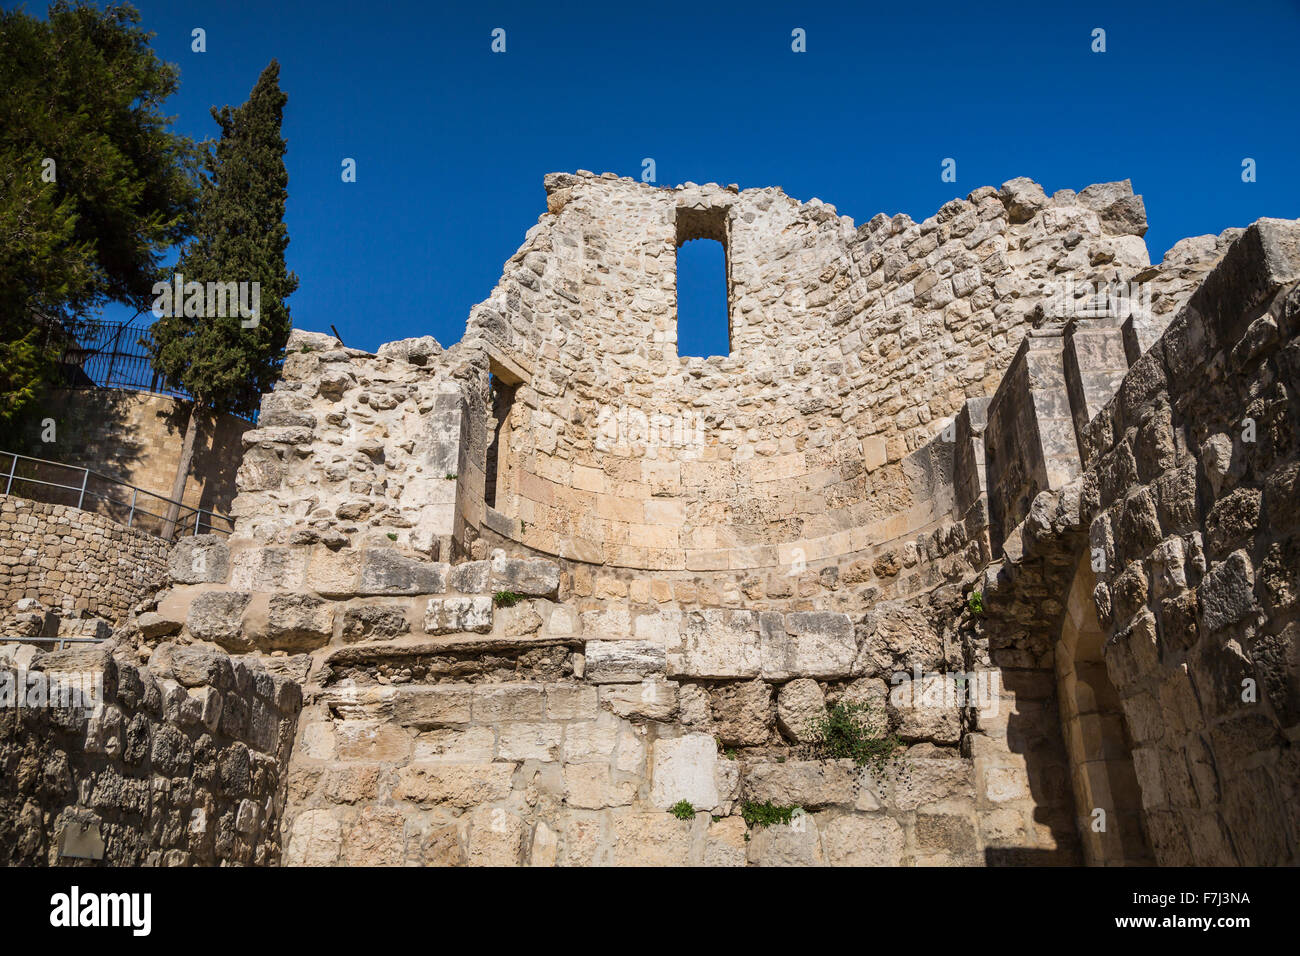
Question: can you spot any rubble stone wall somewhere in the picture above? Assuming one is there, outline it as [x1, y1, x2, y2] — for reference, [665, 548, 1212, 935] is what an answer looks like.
[462, 173, 1217, 581]
[0, 641, 302, 866]
[0, 494, 168, 624]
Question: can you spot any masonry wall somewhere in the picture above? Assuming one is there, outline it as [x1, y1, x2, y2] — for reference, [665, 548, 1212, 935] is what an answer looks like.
[1079, 219, 1300, 864]
[0, 494, 168, 624]
[15, 389, 251, 518]
[0, 641, 302, 866]
[23, 174, 1292, 868]
[461, 174, 1211, 585]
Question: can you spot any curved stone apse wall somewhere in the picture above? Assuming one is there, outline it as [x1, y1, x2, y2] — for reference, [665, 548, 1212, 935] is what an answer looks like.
[461, 173, 1223, 583]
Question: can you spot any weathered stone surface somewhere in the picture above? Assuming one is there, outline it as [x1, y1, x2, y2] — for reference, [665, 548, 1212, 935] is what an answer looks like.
[585, 640, 666, 683]
[265, 594, 335, 651]
[649, 734, 719, 811]
[168, 535, 229, 585]
[185, 591, 252, 651]
[760, 611, 857, 680]
[341, 603, 410, 641]
[819, 813, 906, 866]
[423, 595, 493, 634]
[743, 760, 860, 808]
[888, 674, 962, 744]
[668, 610, 761, 679]
[359, 550, 448, 596]
[711, 679, 774, 746]
[777, 678, 826, 743]
[491, 555, 560, 598]
[393, 763, 514, 809]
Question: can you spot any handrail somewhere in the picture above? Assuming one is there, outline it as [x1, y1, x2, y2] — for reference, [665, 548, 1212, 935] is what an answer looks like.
[0, 450, 233, 541]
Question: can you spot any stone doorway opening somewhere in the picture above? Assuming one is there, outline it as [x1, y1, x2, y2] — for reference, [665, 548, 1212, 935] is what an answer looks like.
[1056, 556, 1154, 865]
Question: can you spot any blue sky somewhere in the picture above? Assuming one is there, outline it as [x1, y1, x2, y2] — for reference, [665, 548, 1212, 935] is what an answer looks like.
[20, 0, 1300, 357]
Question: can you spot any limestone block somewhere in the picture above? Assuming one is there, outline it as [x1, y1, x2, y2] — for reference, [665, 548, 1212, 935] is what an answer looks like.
[760, 611, 857, 680]
[498, 721, 562, 761]
[607, 810, 697, 866]
[306, 548, 360, 597]
[471, 684, 546, 722]
[650, 733, 720, 811]
[393, 763, 514, 809]
[148, 642, 234, 689]
[742, 760, 860, 808]
[229, 546, 306, 590]
[599, 679, 678, 721]
[466, 806, 525, 867]
[563, 763, 636, 809]
[710, 679, 774, 746]
[745, 815, 822, 866]
[545, 683, 599, 720]
[819, 813, 905, 866]
[359, 549, 448, 596]
[667, 609, 761, 679]
[393, 685, 474, 727]
[491, 555, 560, 598]
[168, 535, 230, 585]
[265, 594, 335, 651]
[185, 591, 251, 651]
[888, 674, 963, 745]
[778, 678, 827, 743]
[449, 560, 490, 594]
[424, 595, 493, 634]
[859, 601, 945, 675]
[584, 639, 666, 683]
[703, 816, 748, 866]
[284, 810, 342, 866]
[341, 603, 410, 642]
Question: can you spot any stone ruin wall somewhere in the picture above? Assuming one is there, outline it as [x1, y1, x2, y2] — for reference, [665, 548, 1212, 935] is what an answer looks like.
[0, 494, 168, 625]
[975, 219, 1300, 865]
[0, 641, 302, 866]
[3, 171, 1296, 867]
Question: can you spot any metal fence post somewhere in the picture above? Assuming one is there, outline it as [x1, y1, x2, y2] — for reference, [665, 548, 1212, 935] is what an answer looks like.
[4, 453, 14, 495]
[128, 487, 137, 529]
[194, 509, 201, 536]
[77, 467, 88, 510]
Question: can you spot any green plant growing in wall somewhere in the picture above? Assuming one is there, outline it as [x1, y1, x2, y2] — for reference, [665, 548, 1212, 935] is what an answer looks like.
[493, 590, 522, 608]
[444, 473, 457, 480]
[968, 591, 985, 615]
[669, 800, 696, 821]
[740, 800, 802, 829]
[386, 532, 397, 541]
[805, 701, 901, 773]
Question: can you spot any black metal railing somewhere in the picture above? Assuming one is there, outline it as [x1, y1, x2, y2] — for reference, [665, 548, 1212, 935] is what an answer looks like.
[46, 316, 259, 422]
[52, 317, 190, 400]
[1, 450, 233, 540]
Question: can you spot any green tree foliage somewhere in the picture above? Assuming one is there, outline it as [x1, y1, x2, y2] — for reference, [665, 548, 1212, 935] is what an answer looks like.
[149, 60, 297, 532]
[149, 60, 297, 417]
[0, 1, 197, 435]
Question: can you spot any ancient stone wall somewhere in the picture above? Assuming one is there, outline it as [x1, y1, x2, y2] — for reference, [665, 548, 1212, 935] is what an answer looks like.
[0, 494, 168, 624]
[0, 641, 302, 866]
[1078, 219, 1300, 864]
[12, 172, 1293, 868]
[459, 173, 1211, 584]
[13, 388, 251, 518]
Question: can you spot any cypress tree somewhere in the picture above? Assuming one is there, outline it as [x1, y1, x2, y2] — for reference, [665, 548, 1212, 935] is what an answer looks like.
[150, 60, 298, 534]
